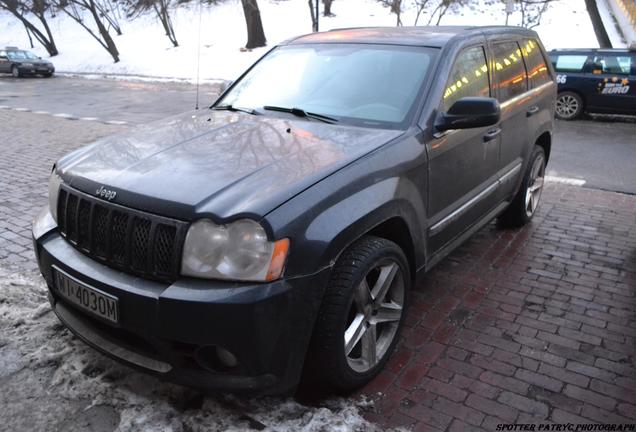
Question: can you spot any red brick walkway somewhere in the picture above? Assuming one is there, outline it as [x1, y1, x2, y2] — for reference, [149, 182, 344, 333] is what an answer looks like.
[360, 184, 636, 430]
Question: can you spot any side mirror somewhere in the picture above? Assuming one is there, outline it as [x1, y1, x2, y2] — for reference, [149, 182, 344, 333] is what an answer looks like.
[436, 97, 501, 131]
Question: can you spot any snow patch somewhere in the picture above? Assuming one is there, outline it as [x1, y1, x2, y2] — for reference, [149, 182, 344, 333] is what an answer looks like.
[0, 0, 606, 82]
[0, 264, 383, 431]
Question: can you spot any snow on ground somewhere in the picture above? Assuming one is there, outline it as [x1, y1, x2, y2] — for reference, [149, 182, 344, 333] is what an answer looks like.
[0, 264, 382, 431]
[0, 0, 604, 82]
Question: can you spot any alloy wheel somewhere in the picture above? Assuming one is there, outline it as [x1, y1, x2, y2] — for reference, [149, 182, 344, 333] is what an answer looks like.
[11, 67, 19, 78]
[344, 259, 405, 373]
[525, 154, 545, 217]
[555, 94, 579, 119]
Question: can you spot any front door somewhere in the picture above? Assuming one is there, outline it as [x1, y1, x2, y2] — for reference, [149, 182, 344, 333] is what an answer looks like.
[426, 45, 501, 252]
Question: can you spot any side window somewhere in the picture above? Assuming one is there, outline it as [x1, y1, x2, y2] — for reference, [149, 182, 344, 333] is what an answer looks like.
[441, 46, 489, 112]
[592, 54, 632, 75]
[553, 54, 589, 73]
[492, 41, 528, 102]
[520, 39, 551, 87]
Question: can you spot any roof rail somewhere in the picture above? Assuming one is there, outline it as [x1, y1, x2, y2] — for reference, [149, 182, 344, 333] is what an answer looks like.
[5, 46, 19, 50]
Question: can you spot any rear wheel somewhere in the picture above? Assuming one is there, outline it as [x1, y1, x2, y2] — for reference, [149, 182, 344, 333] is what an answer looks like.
[555, 91, 583, 120]
[308, 236, 410, 391]
[499, 145, 546, 227]
[11, 66, 20, 78]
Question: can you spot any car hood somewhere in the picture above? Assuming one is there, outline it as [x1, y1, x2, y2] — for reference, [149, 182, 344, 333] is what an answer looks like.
[57, 110, 403, 220]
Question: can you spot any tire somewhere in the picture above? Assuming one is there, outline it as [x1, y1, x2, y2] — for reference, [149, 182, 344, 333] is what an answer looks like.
[307, 236, 410, 392]
[43, 73, 53, 78]
[555, 91, 583, 120]
[499, 145, 546, 227]
[11, 65, 20, 78]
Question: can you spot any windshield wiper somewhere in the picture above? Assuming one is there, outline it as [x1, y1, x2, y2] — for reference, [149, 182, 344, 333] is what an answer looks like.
[212, 104, 258, 115]
[263, 106, 338, 124]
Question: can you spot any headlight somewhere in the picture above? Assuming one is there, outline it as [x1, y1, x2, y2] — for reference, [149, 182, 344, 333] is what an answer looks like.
[48, 168, 62, 222]
[181, 219, 289, 282]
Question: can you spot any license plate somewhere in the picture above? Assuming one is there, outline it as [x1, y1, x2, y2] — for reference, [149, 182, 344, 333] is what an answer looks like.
[53, 267, 119, 323]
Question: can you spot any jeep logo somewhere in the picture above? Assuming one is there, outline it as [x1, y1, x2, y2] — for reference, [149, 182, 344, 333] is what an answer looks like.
[96, 186, 117, 201]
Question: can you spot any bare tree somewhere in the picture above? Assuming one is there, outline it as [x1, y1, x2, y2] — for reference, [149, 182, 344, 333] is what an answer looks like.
[95, 0, 122, 35]
[308, 0, 317, 31]
[241, 0, 266, 49]
[0, 0, 59, 56]
[584, 0, 612, 47]
[152, 0, 178, 47]
[378, 0, 403, 26]
[54, 0, 120, 62]
[323, 0, 334, 16]
[413, 0, 432, 25]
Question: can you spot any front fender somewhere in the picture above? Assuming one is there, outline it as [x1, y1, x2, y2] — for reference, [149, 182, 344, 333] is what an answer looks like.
[266, 133, 428, 280]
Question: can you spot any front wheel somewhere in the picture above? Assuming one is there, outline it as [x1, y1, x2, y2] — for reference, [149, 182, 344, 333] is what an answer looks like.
[307, 236, 410, 392]
[499, 146, 546, 227]
[555, 91, 583, 120]
[11, 66, 20, 78]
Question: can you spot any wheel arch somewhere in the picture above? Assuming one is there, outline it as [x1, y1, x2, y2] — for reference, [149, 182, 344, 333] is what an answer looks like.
[535, 130, 552, 163]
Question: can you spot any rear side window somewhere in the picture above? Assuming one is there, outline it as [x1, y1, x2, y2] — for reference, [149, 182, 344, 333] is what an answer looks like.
[492, 41, 528, 102]
[442, 46, 490, 111]
[591, 54, 632, 75]
[521, 39, 551, 87]
[552, 54, 589, 72]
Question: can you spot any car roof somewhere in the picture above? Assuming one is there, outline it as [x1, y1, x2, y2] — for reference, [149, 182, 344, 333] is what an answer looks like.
[283, 26, 539, 48]
[550, 48, 636, 54]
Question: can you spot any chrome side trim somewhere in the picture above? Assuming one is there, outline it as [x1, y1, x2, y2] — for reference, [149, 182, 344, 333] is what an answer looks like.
[429, 182, 498, 236]
[429, 162, 523, 236]
[499, 162, 522, 184]
[54, 302, 172, 373]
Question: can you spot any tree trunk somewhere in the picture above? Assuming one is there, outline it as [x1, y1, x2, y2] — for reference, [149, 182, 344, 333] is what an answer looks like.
[87, 0, 120, 62]
[23, 22, 34, 48]
[0, 2, 59, 56]
[308, 0, 317, 31]
[323, 0, 333, 16]
[584, 0, 612, 48]
[36, 12, 59, 55]
[241, 0, 266, 49]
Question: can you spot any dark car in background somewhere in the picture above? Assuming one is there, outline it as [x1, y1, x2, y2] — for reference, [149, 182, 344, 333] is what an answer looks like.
[549, 46, 636, 120]
[33, 26, 555, 395]
[0, 47, 55, 77]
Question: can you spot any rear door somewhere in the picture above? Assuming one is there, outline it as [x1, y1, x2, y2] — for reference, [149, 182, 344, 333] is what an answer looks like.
[426, 44, 500, 252]
[489, 39, 531, 199]
[586, 52, 636, 114]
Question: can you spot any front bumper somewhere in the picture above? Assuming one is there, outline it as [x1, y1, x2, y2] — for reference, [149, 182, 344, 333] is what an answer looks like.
[33, 209, 329, 395]
[18, 65, 54, 75]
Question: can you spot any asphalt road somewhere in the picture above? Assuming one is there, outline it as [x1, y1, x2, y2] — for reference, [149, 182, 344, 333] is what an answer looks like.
[1, 74, 635, 194]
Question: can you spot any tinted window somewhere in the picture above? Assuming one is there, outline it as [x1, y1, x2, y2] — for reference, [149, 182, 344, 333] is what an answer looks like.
[592, 54, 632, 75]
[492, 41, 528, 102]
[521, 39, 551, 87]
[442, 46, 489, 111]
[552, 54, 588, 72]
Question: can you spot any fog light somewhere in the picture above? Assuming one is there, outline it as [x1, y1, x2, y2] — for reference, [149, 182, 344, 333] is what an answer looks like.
[216, 346, 237, 368]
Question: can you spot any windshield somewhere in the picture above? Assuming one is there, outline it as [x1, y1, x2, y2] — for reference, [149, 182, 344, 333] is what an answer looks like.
[218, 44, 437, 128]
[7, 50, 39, 60]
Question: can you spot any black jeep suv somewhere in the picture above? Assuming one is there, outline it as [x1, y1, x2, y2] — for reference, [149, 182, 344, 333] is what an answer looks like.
[33, 26, 556, 395]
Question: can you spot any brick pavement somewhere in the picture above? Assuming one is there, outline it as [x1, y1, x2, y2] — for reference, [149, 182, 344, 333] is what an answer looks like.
[0, 110, 126, 271]
[1, 109, 635, 430]
[359, 183, 636, 430]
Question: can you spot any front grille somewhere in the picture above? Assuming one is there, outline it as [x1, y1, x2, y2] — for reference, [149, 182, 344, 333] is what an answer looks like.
[57, 186, 188, 282]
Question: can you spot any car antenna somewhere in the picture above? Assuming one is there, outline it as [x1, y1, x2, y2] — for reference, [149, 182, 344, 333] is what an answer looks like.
[195, 0, 203, 110]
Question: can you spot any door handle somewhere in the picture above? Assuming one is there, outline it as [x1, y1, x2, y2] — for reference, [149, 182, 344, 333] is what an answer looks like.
[483, 127, 501, 142]
[526, 106, 540, 117]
